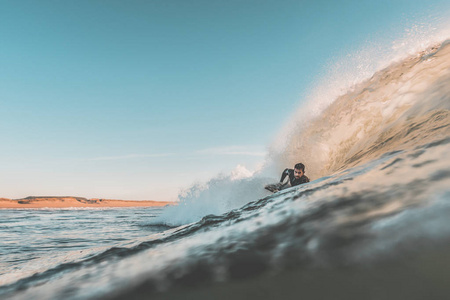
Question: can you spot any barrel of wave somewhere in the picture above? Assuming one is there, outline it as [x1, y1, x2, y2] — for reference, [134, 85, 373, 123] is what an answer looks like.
[277, 40, 450, 180]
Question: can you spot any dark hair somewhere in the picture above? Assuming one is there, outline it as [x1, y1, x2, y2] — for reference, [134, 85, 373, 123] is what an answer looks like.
[294, 163, 305, 172]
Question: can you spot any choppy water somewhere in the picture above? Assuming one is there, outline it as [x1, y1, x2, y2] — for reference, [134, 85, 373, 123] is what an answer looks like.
[0, 208, 166, 289]
[1, 36, 450, 300]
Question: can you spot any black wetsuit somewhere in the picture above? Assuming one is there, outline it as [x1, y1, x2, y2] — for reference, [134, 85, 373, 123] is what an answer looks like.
[280, 168, 310, 188]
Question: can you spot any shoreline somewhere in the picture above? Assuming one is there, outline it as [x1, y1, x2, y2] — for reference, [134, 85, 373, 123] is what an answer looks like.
[0, 196, 175, 209]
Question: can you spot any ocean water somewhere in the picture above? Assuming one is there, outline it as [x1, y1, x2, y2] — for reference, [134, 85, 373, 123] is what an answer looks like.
[0, 208, 167, 288]
[1, 38, 450, 300]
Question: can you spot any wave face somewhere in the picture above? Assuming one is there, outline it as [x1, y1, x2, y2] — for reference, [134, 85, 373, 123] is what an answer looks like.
[275, 40, 450, 180]
[1, 39, 450, 300]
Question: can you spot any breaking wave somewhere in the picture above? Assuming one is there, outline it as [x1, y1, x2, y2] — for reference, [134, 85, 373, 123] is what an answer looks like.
[156, 26, 450, 226]
[275, 39, 450, 180]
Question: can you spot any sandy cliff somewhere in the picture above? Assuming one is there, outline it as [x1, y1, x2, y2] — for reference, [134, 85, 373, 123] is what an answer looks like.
[0, 196, 175, 208]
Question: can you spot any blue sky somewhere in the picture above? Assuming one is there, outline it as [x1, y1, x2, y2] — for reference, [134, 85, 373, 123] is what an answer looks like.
[1, 0, 449, 200]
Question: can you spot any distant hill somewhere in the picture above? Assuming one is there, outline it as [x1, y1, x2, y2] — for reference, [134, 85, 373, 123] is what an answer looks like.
[0, 196, 175, 208]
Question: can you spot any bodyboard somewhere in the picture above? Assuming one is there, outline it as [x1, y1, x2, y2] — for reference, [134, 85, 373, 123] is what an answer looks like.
[264, 183, 280, 193]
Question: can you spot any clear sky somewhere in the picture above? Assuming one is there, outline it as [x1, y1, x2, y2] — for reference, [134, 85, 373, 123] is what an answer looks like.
[1, 0, 449, 201]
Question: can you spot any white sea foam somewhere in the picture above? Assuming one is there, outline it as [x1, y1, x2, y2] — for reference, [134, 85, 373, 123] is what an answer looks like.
[153, 164, 271, 225]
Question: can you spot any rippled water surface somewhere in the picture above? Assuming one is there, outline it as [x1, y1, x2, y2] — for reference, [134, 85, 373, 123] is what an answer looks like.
[0, 208, 165, 287]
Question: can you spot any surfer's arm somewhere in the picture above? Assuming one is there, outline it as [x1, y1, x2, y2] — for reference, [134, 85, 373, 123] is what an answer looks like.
[279, 169, 290, 185]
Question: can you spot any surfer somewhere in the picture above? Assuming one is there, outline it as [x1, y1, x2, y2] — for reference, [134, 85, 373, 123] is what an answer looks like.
[265, 163, 310, 192]
[280, 163, 310, 187]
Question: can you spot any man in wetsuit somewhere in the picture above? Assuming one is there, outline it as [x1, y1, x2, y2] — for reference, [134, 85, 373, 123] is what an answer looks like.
[265, 163, 310, 192]
[279, 163, 310, 189]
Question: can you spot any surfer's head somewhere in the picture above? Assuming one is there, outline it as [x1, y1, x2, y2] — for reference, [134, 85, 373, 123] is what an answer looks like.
[294, 163, 305, 179]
